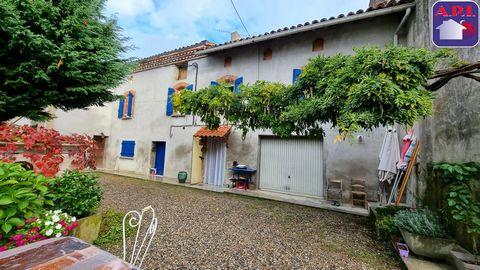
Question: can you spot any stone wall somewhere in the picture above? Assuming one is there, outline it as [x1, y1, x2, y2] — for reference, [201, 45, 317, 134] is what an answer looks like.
[412, 0, 480, 253]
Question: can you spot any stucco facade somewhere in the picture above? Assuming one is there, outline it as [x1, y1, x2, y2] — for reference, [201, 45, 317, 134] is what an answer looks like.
[47, 0, 480, 204]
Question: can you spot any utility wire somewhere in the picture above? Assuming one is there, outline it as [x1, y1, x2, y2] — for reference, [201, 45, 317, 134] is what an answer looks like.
[229, 0, 251, 36]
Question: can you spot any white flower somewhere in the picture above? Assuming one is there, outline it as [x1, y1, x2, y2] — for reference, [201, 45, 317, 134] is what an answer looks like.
[55, 224, 62, 230]
[55, 233, 62, 238]
[45, 221, 52, 226]
[71, 217, 76, 222]
[46, 229, 53, 236]
[54, 210, 61, 214]
[52, 215, 60, 222]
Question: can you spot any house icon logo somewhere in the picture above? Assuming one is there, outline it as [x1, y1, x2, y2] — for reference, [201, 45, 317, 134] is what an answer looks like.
[432, 0, 479, 47]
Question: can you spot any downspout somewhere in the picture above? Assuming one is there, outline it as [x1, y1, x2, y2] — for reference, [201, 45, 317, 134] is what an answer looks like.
[394, 7, 412, 46]
[189, 62, 199, 125]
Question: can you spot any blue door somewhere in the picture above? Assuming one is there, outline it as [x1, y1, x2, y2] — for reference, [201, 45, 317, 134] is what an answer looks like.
[155, 142, 166, 175]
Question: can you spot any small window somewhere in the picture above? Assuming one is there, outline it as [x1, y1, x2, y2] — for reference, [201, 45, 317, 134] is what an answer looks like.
[120, 140, 135, 158]
[312, 38, 324, 52]
[263, 48, 272, 61]
[177, 64, 187, 80]
[224, 56, 232, 68]
[118, 91, 135, 119]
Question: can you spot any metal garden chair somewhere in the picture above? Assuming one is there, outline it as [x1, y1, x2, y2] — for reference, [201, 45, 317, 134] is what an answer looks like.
[123, 205, 158, 268]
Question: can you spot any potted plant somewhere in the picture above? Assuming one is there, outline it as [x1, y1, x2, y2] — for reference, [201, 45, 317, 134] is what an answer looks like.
[48, 170, 103, 243]
[395, 209, 456, 260]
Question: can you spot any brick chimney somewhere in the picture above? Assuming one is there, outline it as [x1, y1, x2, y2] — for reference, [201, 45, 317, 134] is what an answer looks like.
[230, 32, 241, 42]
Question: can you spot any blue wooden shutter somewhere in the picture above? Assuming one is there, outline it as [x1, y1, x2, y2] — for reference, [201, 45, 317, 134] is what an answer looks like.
[121, 140, 135, 157]
[293, 69, 302, 83]
[117, 98, 124, 118]
[126, 92, 134, 117]
[234, 76, 243, 94]
[166, 88, 174, 116]
[186, 84, 193, 91]
[211, 81, 219, 86]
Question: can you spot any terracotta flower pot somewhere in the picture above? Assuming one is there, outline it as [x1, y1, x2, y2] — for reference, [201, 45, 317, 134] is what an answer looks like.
[400, 229, 456, 260]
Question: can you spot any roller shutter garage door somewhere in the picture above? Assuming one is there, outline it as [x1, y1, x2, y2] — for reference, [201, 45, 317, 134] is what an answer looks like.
[259, 137, 324, 197]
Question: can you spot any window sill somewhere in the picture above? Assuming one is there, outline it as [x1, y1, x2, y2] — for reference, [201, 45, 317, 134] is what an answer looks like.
[120, 156, 134, 160]
[171, 114, 186, 118]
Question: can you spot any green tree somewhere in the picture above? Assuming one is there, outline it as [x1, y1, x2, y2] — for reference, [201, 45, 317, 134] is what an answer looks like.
[175, 46, 458, 138]
[0, 0, 133, 122]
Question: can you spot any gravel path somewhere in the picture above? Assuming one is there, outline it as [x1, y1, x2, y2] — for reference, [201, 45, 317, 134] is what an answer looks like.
[98, 173, 400, 270]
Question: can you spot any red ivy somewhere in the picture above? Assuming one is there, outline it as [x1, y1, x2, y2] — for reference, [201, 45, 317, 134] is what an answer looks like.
[0, 124, 96, 176]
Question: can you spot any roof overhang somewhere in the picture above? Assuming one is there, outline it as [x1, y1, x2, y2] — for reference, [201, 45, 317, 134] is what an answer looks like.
[194, 125, 232, 139]
[197, 2, 416, 55]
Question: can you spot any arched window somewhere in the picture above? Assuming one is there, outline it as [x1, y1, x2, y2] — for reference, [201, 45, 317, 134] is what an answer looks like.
[211, 75, 243, 94]
[224, 56, 232, 68]
[117, 90, 136, 119]
[312, 38, 324, 52]
[166, 82, 193, 116]
[263, 48, 272, 61]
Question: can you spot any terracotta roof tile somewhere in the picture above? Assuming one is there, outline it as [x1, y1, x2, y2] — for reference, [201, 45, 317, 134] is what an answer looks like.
[194, 125, 231, 138]
[134, 40, 215, 73]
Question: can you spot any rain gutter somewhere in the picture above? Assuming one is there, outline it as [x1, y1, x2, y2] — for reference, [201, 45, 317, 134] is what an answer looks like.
[394, 7, 412, 46]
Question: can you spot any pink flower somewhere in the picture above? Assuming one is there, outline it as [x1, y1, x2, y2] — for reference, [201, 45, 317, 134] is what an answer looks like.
[28, 236, 36, 242]
[29, 227, 40, 233]
[40, 236, 47, 240]
[15, 240, 26, 246]
[15, 225, 22, 229]
[12, 234, 23, 241]
[59, 220, 66, 226]
[0, 233, 2, 240]
[73, 221, 79, 227]
[63, 230, 69, 235]
[0, 246, 7, 252]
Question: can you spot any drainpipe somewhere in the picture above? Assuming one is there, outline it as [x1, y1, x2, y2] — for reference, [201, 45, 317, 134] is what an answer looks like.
[188, 62, 199, 125]
[394, 7, 412, 46]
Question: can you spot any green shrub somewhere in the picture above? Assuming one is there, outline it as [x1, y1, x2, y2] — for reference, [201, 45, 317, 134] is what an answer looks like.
[49, 170, 102, 218]
[94, 210, 135, 248]
[375, 205, 410, 218]
[0, 162, 53, 234]
[376, 216, 400, 240]
[394, 209, 447, 238]
[374, 206, 409, 239]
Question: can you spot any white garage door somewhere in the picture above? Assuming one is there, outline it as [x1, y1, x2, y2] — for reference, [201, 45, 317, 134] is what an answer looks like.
[259, 137, 324, 197]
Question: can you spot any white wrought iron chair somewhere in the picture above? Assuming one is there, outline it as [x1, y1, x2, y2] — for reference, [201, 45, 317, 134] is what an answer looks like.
[123, 205, 158, 268]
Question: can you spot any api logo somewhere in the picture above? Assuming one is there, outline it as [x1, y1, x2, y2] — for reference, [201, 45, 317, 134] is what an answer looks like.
[432, 0, 479, 47]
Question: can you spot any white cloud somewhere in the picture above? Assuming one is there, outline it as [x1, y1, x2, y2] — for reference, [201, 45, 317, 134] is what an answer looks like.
[105, 0, 155, 18]
[104, 0, 369, 58]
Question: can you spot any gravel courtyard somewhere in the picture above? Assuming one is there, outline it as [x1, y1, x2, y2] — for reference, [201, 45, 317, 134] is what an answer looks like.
[98, 173, 400, 270]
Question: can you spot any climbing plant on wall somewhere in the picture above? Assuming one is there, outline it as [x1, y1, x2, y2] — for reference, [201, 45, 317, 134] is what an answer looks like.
[0, 124, 96, 177]
[174, 46, 466, 139]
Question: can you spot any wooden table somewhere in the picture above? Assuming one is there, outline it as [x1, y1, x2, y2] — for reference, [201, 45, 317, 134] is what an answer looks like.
[0, 237, 138, 270]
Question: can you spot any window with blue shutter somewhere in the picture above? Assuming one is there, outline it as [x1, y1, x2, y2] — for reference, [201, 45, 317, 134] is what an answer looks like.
[166, 87, 174, 116]
[293, 68, 302, 83]
[126, 91, 134, 117]
[211, 81, 219, 86]
[117, 98, 124, 119]
[233, 76, 243, 94]
[120, 140, 135, 158]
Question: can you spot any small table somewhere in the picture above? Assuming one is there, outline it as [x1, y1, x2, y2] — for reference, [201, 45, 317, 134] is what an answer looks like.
[0, 237, 137, 270]
[229, 167, 256, 190]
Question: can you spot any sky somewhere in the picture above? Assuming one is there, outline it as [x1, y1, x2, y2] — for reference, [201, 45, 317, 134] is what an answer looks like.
[104, 0, 370, 59]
